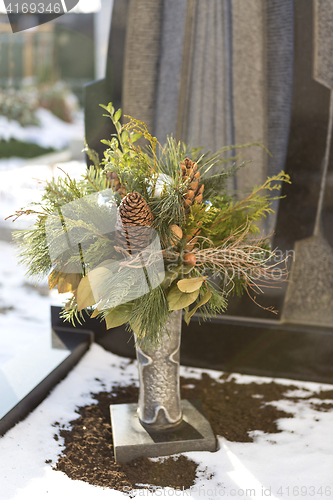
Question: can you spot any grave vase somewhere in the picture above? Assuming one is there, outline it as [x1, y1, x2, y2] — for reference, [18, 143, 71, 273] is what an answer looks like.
[136, 309, 183, 430]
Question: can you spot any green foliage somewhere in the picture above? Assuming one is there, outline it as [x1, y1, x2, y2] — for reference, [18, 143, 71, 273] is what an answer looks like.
[41, 170, 85, 207]
[197, 280, 229, 319]
[8, 102, 291, 344]
[127, 286, 169, 344]
[60, 296, 85, 326]
[13, 218, 52, 279]
[83, 140, 100, 169]
[203, 171, 291, 243]
[0, 139, 55, 159]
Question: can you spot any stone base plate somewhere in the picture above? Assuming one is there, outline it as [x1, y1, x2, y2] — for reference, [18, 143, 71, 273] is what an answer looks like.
[110, 399, 217, 463]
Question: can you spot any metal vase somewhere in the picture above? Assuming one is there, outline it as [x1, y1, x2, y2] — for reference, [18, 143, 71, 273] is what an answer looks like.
[135, 310, 183, 431]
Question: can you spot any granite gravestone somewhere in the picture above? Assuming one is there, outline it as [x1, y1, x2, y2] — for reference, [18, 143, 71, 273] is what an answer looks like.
[82, 0, 333, 381]
[281, 0, 333, 326]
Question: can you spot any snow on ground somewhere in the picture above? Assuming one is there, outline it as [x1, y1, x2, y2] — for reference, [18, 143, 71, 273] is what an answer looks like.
[0, 341, 333, 500]
[0, 156, 86, 230]
[0, 108, 84, 150]
[0, 157, 333, 500]
[0, 155, 85, 363]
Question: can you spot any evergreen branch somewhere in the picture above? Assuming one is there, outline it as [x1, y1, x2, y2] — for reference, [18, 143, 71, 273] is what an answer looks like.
[84, 171, 102, 192]
[83, 140, 100, 168]
[210, 172, 290, 229]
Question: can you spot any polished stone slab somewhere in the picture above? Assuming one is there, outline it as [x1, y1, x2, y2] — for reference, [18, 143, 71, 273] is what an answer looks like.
[110, 399, 217, 463]
[0, 325, 93, 436]
[52, 305, 333, 384]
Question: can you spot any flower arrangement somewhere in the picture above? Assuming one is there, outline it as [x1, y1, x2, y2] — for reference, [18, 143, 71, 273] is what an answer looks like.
[8, 103, 289, 344]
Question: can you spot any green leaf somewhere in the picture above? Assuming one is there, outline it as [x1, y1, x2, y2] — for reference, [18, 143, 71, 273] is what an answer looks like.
[161, 270, 178, 290]
[104, 304, 132, 329]
[131, 133, 142, 143]
[172, 264, 194, 276]
[114, 108, 122, 123]
[177, 277, 205, 293]
[121, 130, 128, 143]
[167, 285, 200, 311]
[184, 290, 212, 325]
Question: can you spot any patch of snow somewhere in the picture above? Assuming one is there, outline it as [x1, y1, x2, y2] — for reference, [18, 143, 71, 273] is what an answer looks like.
[0, 108, 84, 150]
[0, 159, 86, 230]
[0, 341, 332, 499]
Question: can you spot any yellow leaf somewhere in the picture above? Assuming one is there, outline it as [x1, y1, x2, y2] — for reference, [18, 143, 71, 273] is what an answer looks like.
[58, 273, 81, 294]
[57, 276, 73, 294]
[49, 268, 82, 293]
[76, 275, 97, 311]
[77, 261, 115, 312]
[90, 308, 100, 319]
[68, 273, 81, 291]
[184, 290, 212, 325]
[167, 285, 200, 311]
[90, 299, 108, 318]
[48, 269, 59, 290]
[87, 266, 111, 286]
[177, 277, 205, 293]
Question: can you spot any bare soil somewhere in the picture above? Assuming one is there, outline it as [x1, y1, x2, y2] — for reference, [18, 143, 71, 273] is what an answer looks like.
[51, 373, 333, 494]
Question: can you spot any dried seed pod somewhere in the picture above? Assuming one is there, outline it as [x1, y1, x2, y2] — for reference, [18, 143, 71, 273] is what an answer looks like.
[170, 224, 183, 245]
[183, 252, 196, 266]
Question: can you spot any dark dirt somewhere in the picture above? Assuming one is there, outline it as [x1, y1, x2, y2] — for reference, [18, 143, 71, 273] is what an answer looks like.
[51, 373, 333, 494]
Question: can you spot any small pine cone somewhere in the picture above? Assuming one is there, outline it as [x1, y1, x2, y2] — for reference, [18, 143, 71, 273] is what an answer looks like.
[180, 158, 204, 210]
[105, 171, 127, 198]
[115, 192, 154, 254]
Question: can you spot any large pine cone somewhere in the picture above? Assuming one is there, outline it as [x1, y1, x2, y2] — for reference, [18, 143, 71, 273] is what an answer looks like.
[115, 192, 154, 254]
[180, 158, 204, 209]
[105, 171, 126, 198]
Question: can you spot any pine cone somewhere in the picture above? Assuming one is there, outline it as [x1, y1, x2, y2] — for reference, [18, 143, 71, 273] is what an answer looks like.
[180, 158, 204, 252]
[105, 171, 126, 197]
[180, 158, 204, 209]
[115, 192, 154, 254]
